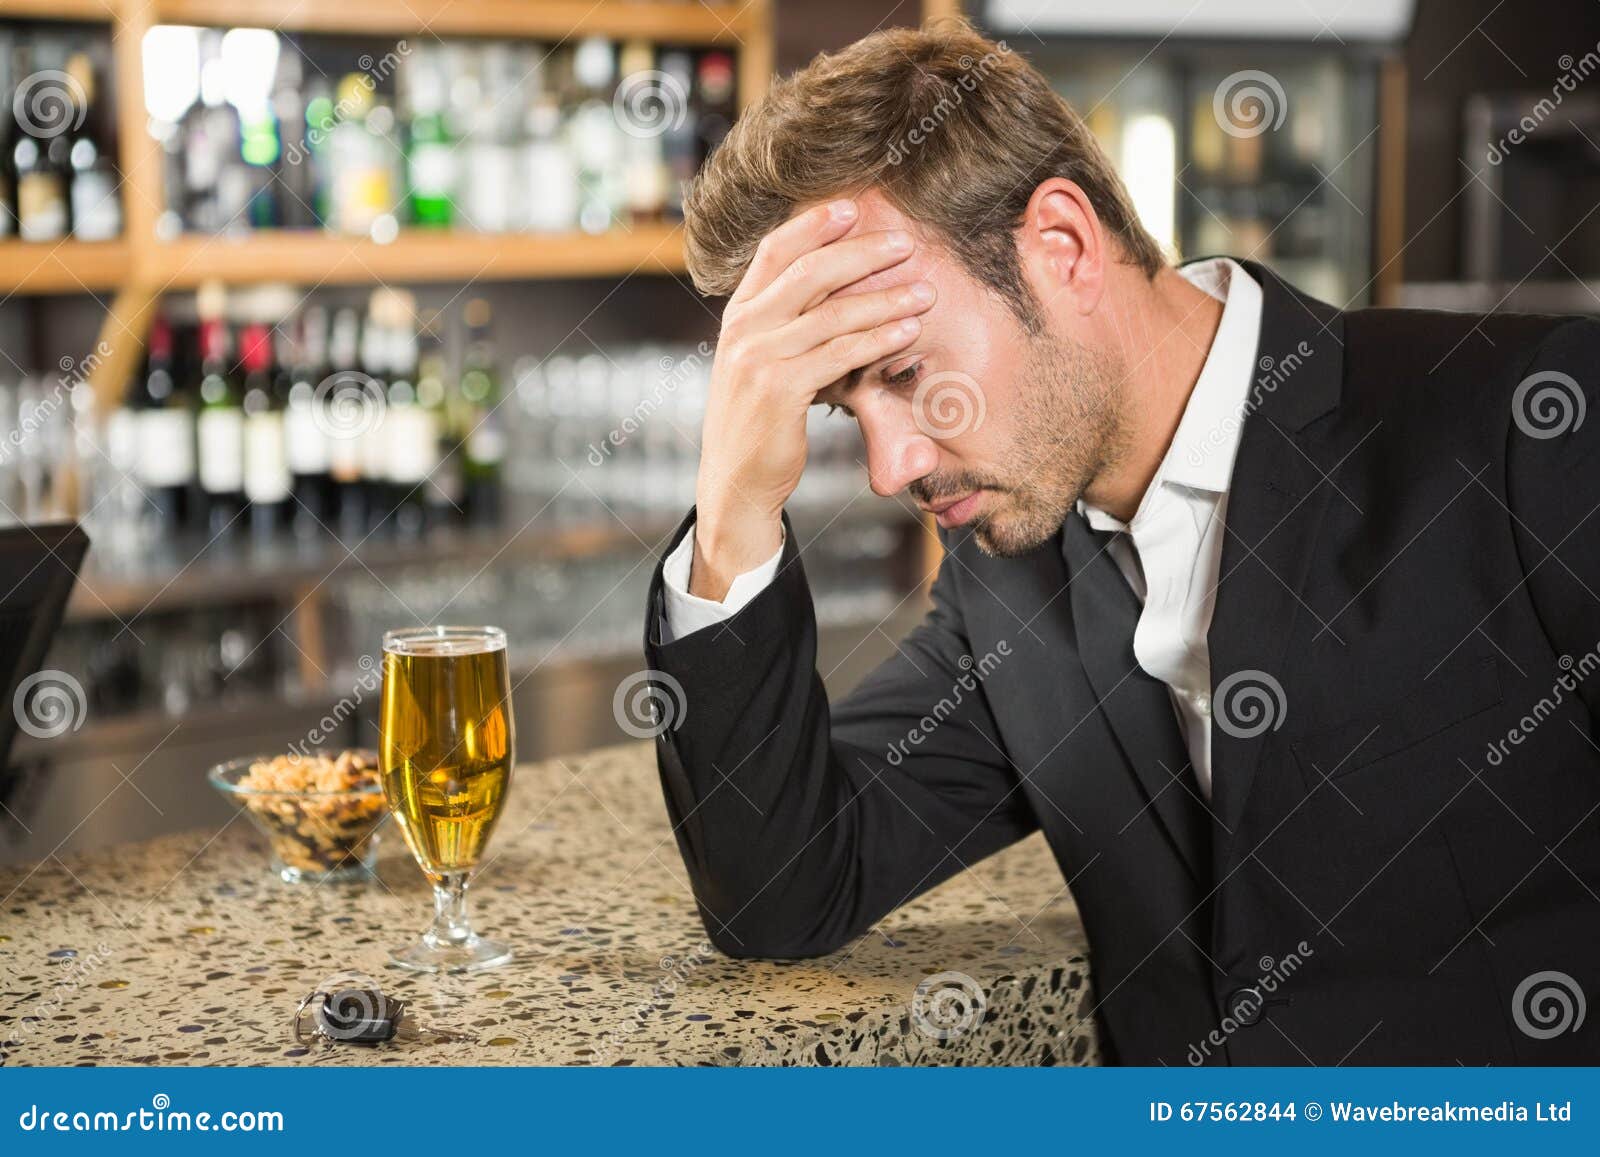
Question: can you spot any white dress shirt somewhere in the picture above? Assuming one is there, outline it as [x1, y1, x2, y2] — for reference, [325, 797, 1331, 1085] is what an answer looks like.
[661, 258, 1263, 799]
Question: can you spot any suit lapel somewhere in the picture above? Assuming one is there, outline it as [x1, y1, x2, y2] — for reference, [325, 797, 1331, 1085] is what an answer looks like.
[1206, 262, 1346, 862]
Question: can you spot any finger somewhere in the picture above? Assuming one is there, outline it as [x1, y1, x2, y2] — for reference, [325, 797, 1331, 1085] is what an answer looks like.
[767, 280, 936, 359]
[748, 229, 916, 323]
[729, 199, 859, 304]
[784, 315, 923, 395]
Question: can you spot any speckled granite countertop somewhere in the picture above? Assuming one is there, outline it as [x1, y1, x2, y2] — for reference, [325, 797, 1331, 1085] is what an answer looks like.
[0, 742, 1096, 1067]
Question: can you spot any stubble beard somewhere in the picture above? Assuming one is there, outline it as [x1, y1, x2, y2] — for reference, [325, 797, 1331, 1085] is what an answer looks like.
[969, 330, 1130, 559]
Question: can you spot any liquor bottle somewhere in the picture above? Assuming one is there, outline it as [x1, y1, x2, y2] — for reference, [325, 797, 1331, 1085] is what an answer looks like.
[464, 42, 521, 232]
[325, 306, 366, 537]
[66, 50, 121, 241]
[180, 31, 246, 234]
[285, 305, 332, 535]
[358, 294, 393, 534]
[0, 31, 15, 239]
[524, 92, 578, 233]
[271, 48, 315, 229]
[569, 37, 624, 235]
[328, 73, 399, 239]
[659, 50, 697, 221]
[133, 316, 196, 532]
[381, 295, 435, 539]
[403, 43, 455, 228]
[12, 40, 71, 242]
[241, 322, 291, 542]
[195, 285, 246, 537]
[459, 298, 504, 526]
[415, 310, 462, 528]
[619, 40, 667, 223]
[695, 51, 737, 165]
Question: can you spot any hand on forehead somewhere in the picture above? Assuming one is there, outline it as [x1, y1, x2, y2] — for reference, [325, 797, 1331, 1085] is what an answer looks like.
[804, 189, 936, 303]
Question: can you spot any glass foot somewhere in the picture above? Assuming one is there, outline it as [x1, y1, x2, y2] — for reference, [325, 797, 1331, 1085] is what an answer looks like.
[389, 931, 513, 974]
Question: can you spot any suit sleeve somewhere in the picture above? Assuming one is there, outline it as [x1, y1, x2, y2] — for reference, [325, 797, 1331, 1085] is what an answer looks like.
[642, 508, 1038, 958]
[1507, 318, 1600, 722]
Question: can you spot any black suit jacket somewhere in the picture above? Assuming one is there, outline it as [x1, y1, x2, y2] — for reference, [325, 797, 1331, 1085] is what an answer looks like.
[643, 260, 1600, 1064]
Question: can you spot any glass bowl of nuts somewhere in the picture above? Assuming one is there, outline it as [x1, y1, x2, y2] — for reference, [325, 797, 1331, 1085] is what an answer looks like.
[208, 750, 389, 883]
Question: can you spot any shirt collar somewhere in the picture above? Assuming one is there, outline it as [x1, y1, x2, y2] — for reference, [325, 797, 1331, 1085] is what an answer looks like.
[1079, 257, 1264, 532]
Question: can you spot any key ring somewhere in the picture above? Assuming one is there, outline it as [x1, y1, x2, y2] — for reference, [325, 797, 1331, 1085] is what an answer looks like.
[290, 990, 320, 1047]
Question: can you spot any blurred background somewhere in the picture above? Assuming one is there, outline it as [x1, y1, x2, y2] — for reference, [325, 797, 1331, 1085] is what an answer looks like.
[1, 0, 1597, 864]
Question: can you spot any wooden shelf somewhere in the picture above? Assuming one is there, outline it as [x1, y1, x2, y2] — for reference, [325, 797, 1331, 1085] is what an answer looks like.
[147, 0, 757, 43]
[143, 223, 687, 289]
[0, 240, 132, 294]
[0, 0, 116, 22]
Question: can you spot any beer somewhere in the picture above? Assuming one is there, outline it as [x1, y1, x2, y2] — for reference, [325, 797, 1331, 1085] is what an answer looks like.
[380, 625, 515, 972]
[379, 629, 513, 880]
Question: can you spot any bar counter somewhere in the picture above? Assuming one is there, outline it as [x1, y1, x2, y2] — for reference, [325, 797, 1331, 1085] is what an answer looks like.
[0, 743, 1097, 1067]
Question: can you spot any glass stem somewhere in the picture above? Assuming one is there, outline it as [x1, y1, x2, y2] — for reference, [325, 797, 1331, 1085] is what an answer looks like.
[427, 872, 474, 946]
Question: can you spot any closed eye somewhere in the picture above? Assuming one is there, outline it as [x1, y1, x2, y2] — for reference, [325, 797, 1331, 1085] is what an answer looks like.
[883, 360, 922, 387]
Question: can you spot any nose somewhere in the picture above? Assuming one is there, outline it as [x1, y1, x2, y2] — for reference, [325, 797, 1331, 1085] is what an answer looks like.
[859, 415, 939, 497]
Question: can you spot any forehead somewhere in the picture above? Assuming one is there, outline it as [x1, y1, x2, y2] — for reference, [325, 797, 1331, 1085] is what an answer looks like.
[795, 190, 946, 301]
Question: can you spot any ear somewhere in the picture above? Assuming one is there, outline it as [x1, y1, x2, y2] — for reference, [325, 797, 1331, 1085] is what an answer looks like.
[1016, 177, 1106, 317]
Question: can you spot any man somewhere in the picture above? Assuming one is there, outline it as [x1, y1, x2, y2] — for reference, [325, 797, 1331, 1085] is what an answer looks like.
[640, 21, 1600, 1064]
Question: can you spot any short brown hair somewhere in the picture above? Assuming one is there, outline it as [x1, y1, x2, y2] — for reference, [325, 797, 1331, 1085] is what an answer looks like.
[683, 20, 1166, 322]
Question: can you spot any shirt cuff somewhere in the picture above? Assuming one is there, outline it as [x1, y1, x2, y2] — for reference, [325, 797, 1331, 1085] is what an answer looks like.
[659, 520, 786, 643]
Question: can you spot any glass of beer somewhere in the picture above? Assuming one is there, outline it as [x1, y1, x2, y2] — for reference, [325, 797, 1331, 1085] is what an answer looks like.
[379, 625, 515, 972]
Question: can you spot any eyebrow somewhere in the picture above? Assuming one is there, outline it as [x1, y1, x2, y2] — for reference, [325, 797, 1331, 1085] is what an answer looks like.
[814, 365, 866, 408]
